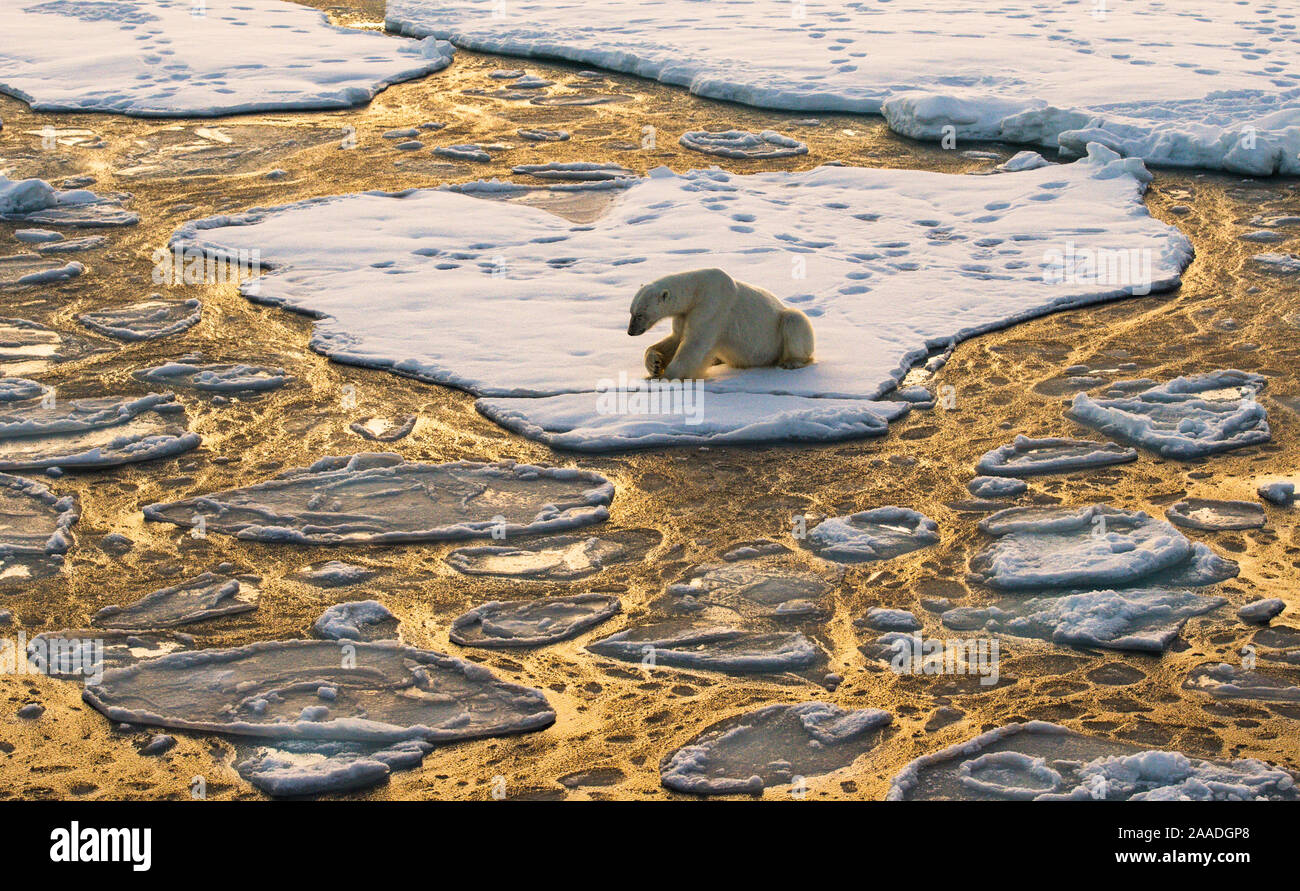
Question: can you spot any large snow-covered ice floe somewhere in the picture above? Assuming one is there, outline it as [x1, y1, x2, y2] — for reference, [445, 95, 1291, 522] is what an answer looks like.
[93, 570, 259, 630]
[1067, 370, 1270, 459]
[0, 0, 454, 117]
[970, 504, 1237, 593]
[0, 392, 200, 471]
[660, 702, 891, 795]
[81, 639, 555, 795]
[976, 435, 1136, 477]
[450, 593, 622, 648]
[143, 452, 613, 544]
[805, 507, 938, 563]
[387, 0, 1300, 175]
[888, 722, 1298, 801]
[171, 146, 1188, 449]
[941, 588, 1226, 654]
[0, 175, 138, 227]
[0, 471, 78, 556]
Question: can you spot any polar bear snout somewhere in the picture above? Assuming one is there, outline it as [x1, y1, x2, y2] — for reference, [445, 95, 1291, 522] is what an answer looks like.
[627, 313, 649, 336]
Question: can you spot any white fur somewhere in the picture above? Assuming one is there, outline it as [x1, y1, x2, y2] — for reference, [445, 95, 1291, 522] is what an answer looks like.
[627, 268, 815, 379]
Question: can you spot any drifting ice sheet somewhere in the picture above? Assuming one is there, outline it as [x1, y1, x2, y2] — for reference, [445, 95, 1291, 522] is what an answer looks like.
[143, 452, 613, 544]
[387, 0, 1300, 175]
[888, 722, 1298, 801]
[660, 702, 891, 795]
[171, 146, 1189, 449]
[135, 361, 290, 393]
[664, 561, 834, 620]
[0, 0, 454, 117]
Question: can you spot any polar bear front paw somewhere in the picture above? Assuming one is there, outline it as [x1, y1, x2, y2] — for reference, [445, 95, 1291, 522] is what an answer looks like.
[645, 350, 667, 377]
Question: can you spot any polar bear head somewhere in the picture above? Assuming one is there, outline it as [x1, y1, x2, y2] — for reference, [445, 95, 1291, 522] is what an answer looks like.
[627, 268, 734, 335]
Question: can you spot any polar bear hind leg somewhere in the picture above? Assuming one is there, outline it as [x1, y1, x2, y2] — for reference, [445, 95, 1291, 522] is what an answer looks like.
[777, 310, 815, 369]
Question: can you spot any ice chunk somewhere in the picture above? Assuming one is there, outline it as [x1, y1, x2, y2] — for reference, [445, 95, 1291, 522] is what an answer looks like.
[862, 608, 921, 632]
[145, 454, 612, 544]
[678, 130, 807, 160]
[1067, 370, 1269, 459]
[82, 641, 556, 755]
[1239, 599, 1285, 625]
[0, 379, 47, 402]
[1252, 253, 1300, 275]
[35, 235, 104, 254]
[660, 702, 891, 795]
[0, 176, 137, 227]
[1258, 481, 1295, 506]
[517, 128, 569, 142]
[0, 0, 453, 117]
[77, 298, 201, 341]
[945, 589, 1225, 654]
[0, 471, 78, 556]
[588, 621, 822, 674]
[1184, 662, 1300, 704]
[663, 561, 834, 620]
[996, 152, 1051, 173]
[805, 507, 939, 563]
[0, 255, 83, 285]
[433, 144, 492, 163]
[511, 162, 634, 181]
[312, 601, 398, 642]
[0, 392, 199, 471]
[93, 571, 259, 630]
[967, 476, 1027, 499]
[1166, 498, 1266, 531]
[388, 0, 1300, 175]
[970, 505, 1228, 592]
[445, 529, 658, 581]
[888, 721, 1298, 800]
[450, 593, 621, 648]
[292, 561, 376, 588]
[170, 152, 1188, 449]
[235, 738, 432, 796]
[348, 415, 416, 442]
[975, 435, 1136, 477]
[135, 361, 290, 393]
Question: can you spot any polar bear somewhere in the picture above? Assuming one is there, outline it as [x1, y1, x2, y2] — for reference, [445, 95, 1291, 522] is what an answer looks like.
[626, 268, 815, 380]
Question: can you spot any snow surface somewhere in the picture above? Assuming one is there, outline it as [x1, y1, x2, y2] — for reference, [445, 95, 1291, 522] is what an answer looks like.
[660, 702, 891, 795]
[171, 145, 1189, 449]
[805, 507, 938, 563]
[143, 452, 613, 544]
[975, 435, 1136, 477]
[888, 722, 1297, 801]
[1068, 370, 1270, 459]
[0, 0, 454, 117]
[93, 570, 259, 630]
[387, 0, 1300, 175]
[450, 593, 621, 648]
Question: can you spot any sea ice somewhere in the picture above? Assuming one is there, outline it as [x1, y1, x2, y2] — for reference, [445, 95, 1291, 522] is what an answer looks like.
[433, 144, 492, 163]
[134, 360, 290, 393]
[975, 435, 1136, 477]
[588, 621, 822, 674]
[862, 608, 921, 633]
[387, 0, 1300, 175]
[971, 505, 1234, 592]
[967, 476, 1027, 499]
[93, 571, 260, 630]
[349, 415, 416, 443]
[0, 318, 93, 375]
[0, 255, 83, 286]
[1067, 370, 1270, 459]
[235, 738, 432, 796]
[0, 392, 199, 471]
[888, 722, 1298, 801]
[804, 507, 938, 563]
[77, 298, 201, 341]
[143, 453, 613, 544]
[1184, 662, 1300, 704]
[663, 561, 835, 620]
[1258, 481, 1295, 506]
[943, 588, 1226, 653]
[660, 702, 891, 795]
[450, 593, 621, 648]
[1252, 253, 1300, 275]
[0, 0, 454, 117]
[0, 471, 78, 557]
[517, 128, 569, 142]
[36, 236, 105, 254]
[0, 175, 138, 227]
[312, 601, 398, 642]
[511, 161, 634, 181]
[1166, 498, 1267, 531]
[81, 641, 556, 769]
[170, 146, 1188, 448]
[28, 629, 191, 679]
[678, 130, 807, 160]
[1239, 599, 1285, 625]
[292, 561, 376, 588]
[445, 529, 657, 581]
